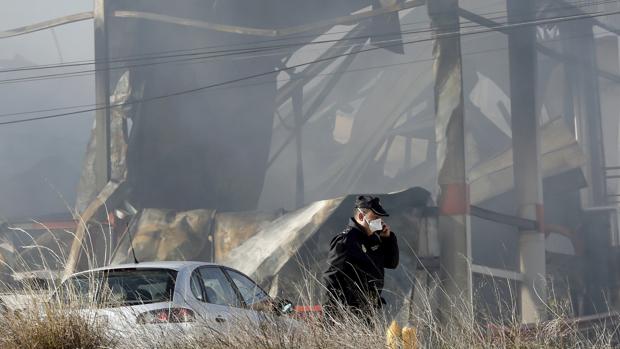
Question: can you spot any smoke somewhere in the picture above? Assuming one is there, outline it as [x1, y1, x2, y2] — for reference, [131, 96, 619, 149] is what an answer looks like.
[0, 0, 94, 220]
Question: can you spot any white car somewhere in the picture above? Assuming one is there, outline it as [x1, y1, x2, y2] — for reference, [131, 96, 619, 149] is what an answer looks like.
[53, 261, 295, 339]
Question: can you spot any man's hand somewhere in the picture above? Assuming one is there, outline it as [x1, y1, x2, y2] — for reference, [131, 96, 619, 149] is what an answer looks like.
[380, 222, 391, 238]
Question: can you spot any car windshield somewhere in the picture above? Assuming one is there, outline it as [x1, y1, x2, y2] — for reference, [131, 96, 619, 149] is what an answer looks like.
[57, 268, 177, 307]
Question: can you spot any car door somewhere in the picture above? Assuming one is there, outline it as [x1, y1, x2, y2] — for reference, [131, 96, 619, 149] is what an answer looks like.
[185, 266, 245, 328]
[223, 268, 273, 324]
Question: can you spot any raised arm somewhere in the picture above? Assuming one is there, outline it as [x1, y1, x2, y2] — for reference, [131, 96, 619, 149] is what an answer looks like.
[382, 232, 399, 269]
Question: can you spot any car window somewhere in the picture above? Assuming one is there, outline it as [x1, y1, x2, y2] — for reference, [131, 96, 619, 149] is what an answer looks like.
[57, 268, 177, 307]
[56, 273, 95, 304]
[226, 269, 269, 306]
[190, 271, 204, 301]
[198, 267, 240, 307]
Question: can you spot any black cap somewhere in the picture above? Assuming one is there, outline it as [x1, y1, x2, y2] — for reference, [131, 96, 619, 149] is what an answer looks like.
[355, 195, 389, 217]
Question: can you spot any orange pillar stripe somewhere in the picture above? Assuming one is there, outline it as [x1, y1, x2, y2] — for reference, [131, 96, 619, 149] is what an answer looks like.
[439, 183, 470, 215]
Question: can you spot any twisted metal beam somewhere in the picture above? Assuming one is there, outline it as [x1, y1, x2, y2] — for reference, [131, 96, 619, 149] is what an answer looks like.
[0, 12, 93, 39]
[113, 0, 425, 37]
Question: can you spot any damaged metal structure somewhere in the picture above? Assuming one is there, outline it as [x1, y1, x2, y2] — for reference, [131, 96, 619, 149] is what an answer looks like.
[3, 0, 620, 324]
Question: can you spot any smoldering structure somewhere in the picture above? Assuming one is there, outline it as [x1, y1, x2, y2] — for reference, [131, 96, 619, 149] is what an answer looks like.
[2, 0, 620, 324]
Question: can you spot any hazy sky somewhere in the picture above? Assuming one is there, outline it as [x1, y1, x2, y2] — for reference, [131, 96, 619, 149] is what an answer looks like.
[0, 1, 95, 220]
[0, 1, 92, 64]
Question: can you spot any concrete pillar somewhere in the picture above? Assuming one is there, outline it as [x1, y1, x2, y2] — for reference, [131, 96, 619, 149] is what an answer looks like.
[597, 36, 620, 248]
[507, 0, 547, 323]
[94, 0, 111, 192]
[427, 0, 472, 316]
[561, 20, 607, 208]
[561, 14, 613, 314]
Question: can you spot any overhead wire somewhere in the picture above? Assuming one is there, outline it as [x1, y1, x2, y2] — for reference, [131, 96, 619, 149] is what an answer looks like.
[0, 0, 512, 73]
[0, 0, 615, 76]
[0, 0, 610, 74]
[0, 27, 604, 120]
[0, 20, 494, 85]
[1, 3, 619, 125]
[0, 0, 616, 87]
[1, 6, 617, 124]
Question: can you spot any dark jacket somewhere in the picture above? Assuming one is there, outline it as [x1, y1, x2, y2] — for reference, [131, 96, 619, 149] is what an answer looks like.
[322, 218, 399, 309]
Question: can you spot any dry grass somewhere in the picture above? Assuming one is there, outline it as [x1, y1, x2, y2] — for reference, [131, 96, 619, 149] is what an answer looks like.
[0, 278, 616, 349]
[126, 302, 391, 349]
[0, 220, 617, 348]
[0, 302, 117, 349]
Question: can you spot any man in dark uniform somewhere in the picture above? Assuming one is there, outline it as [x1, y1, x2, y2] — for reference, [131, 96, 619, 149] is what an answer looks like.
[322, 195, 399, 320]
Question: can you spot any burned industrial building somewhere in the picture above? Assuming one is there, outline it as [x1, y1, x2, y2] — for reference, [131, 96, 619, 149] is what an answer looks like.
[2, 0, 620, 330]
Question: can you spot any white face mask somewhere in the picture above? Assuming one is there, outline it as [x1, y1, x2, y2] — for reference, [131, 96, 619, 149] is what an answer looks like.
[358, 209, 383, 232]
[368, 218, 383, 233]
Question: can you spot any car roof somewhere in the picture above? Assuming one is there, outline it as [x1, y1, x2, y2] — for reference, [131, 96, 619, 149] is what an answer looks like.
[70, 261, 222, 276]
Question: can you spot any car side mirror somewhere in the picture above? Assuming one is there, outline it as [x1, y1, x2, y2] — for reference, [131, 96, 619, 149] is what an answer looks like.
[274, 298, 294, 315]
[114, 209, 130, 220]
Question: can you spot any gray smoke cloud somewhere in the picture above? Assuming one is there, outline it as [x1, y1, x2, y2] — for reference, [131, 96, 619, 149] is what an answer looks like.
[0, 0, 94, 220]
